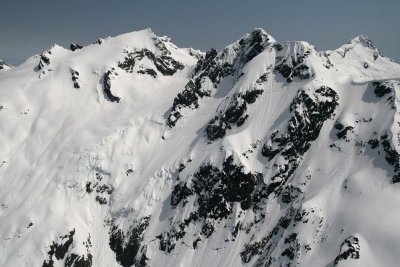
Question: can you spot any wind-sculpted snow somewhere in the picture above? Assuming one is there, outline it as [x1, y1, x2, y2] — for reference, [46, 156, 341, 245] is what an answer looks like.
[1, 28, 400, 267]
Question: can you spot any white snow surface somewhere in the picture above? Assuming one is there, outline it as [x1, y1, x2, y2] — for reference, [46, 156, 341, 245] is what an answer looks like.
[0, 28, 400, 267]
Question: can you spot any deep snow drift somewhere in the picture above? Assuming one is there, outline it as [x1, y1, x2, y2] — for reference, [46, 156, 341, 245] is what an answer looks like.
[0, 28, 400, 267]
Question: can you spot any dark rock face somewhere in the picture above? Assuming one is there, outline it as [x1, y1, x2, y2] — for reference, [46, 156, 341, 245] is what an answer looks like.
[103, 68, 121, 103]
[381, 134, 400, 183]
[154, 55, 185, 76]
[167, 29, 271, 128]
[95, 195, 107, 205]
[172, 155, 262, 216]
[273, 43, 284, 51]
[65, 254, 93, 267]
[334, 122, 354, 140]
[38, 53, 51, 70]
[276, 57, 312, 82]
[367, 138, 379, 149]
[281, 233, 301, 260]
[366, 133, 400, 183]
[192, 48, 220, 79]
[70, 43, 83, 51]
[163, 86, 338, 256]
[205, 94, 248, 141]
[42, 229, 93, 267]
[241, 89, 264, 104]
[239, 29, 271, 65]
[109, 216, 150, 267]
[170, 180, 193, 207]
[373, 81, 392, 98]
[152, 37, 171, 55]
[137, 68, 157, 78]
[159, 156, 262, 252]
[42, 230, 92, 267]
[274, 44, 314, 82]
[0, 60, 10, 70]
[334, 236, 360, 265]
[42, 229, 75, 266]
[157, 214, 196, 253]
[86, 172, 113, 205]
[262, 86, 338, 160]
[258, 86, 338, 209]
[371, 80, 398, 109]
[167, 76, 214, 127]
[241, 207, 306, 265]
[71, 70, 80, 89]
[281, 185, 302, 204]
[239, 87, 339, 266]
[205, 89, 263, 141]
[167, 49, 224, 127]
[93, 38, 104, 45]
[118, 48, 184, 77]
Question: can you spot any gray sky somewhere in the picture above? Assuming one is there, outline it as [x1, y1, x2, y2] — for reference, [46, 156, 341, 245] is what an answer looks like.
[1, 0, 399, 65]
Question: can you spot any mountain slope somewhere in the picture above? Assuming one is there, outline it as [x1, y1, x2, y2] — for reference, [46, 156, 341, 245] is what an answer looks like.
[0, 28, 400, 267]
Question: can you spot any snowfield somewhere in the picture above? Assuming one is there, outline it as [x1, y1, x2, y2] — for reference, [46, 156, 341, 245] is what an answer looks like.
[0, 28, 400, 267]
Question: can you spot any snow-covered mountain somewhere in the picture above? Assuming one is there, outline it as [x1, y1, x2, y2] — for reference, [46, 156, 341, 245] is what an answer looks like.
[0, 60, 12, 71]
[0, 28, 400, 267]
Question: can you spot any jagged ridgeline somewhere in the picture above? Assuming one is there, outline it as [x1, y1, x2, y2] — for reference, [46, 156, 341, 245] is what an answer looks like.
[166, 29, 272, 127]
[0, 28, 400, 267]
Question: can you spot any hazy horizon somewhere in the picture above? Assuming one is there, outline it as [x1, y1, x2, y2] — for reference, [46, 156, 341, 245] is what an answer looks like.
[1, 0, 399, 65]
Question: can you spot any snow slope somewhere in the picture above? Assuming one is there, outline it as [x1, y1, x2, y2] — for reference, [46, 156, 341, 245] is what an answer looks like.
[0, 28, 400, 267]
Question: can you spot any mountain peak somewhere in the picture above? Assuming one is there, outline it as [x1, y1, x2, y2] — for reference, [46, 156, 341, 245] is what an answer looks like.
[103, 28, 157, 44]
[240, 27, 276, 44]
[349, 34, 375, 48]
[249, 27, 271, 37]
[142, 27, 154, 34]
[334, 34, 380, 59]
